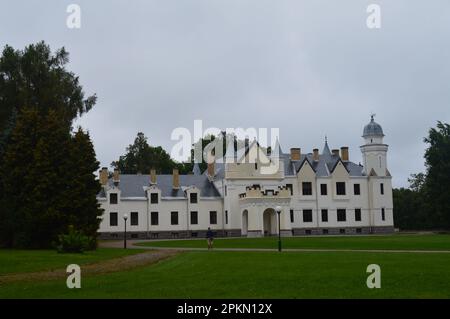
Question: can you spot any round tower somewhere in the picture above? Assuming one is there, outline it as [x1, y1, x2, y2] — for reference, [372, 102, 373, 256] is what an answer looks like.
[360, 115, 389, 176]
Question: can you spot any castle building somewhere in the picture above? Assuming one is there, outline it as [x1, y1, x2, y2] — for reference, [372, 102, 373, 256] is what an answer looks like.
[97, 116, 394, 239]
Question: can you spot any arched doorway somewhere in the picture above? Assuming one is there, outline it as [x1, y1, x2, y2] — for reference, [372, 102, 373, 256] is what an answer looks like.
[263, 208, 277, 236]
[242, 210, 248, 236]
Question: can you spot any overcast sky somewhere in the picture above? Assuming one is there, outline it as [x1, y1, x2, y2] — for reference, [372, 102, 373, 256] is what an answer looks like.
[1, 0, 449, 187]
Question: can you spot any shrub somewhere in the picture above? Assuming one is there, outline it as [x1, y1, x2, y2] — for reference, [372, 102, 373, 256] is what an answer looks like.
[56, 226, 92, 253]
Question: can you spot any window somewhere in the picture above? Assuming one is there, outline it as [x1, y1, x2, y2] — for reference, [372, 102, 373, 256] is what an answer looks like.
[109, 212, 118, 226]
[337, 209, 346, 222]
[302, 182, 312, 195]
[130, 212, 138, 226]
[354, 184, 361, 195]
[380, 183, 384, 195]
[190, 193, 198, 204]
[150, 212, 158, 225]
[171, 211, 178, 225]
[150, 193, 158, 204]
[336, 182, 346, 195]
[254, 163, 258, 170]
[355, 209, 361, 222]
[322, 229, 329, 235]
[190, 211, 198, 225]
[356, 228, 362, 234]
[109, 193, 118, 204]
[131, 234, 138, 239]
[320, 184, 328, 195]
[303, 210, 313, 223]
[340, 229, 345, 234]
[305, 229, 312, 235]
[321, 209, 328, 222]
[286, 184, 293, 195]
[381, 208, 385, 221]
[191, 232, 198, 238]
[210, 211, 217, 225]
[290, 209, 294, 223]
[225, 186, 227, 196]
[225, 210, 228, 224]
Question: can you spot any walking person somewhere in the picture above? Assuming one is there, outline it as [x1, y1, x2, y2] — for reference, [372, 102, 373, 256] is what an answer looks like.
[206, 227, 214, 250]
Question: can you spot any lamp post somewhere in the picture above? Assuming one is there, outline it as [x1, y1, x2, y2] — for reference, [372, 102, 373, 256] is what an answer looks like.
[275, 206, 282, 252]
[123, 213, 128, 249]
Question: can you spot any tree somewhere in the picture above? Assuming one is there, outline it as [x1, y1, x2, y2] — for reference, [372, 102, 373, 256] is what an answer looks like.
[112, 132, 191, 174]
[65, 128, 103, 246]
[1, 109, 71, 247]
[423, 122, 450, 229]
[0, 41, 96, 149]
[0, 42, 100, 248]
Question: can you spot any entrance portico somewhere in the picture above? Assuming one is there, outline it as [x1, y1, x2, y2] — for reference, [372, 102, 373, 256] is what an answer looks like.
[239, 185, 292, 237]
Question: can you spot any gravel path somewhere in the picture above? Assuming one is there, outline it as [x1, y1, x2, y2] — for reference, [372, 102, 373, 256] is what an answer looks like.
[99, 240, 450, 254]
[0, 249, 179, 284]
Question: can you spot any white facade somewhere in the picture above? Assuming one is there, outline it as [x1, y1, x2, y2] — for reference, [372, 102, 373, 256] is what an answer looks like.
[98, 117, 394, 239]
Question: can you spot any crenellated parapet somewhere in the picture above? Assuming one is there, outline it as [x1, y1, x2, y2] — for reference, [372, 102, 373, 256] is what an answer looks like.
[239, 185, 291, 199]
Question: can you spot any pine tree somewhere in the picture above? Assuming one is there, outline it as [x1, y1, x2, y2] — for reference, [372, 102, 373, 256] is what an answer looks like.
[65, 128, 102, 246]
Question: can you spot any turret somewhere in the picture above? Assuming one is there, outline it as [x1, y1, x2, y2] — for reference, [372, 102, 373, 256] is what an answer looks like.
[360, 115, 389, 176]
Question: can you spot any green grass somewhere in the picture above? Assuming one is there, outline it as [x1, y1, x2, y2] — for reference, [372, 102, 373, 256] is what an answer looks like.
[0, 248, 144, 275]
[1, 251, 450, 298]
[136, 234, 450, 251]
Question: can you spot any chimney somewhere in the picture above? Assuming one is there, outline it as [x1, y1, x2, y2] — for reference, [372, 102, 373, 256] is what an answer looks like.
[340, 147, 349, 161]
[207, 161, 215, 178]
[172, 168, 179, 189]
[207, 152, 215, 178]
[290, 148, 301, 161]
[99, 167, 108, 186]
[332, 149, 340, 157]
[313, 148, 319, 161]
[150, 168, 157, 184]
[113, 168, 120, 184]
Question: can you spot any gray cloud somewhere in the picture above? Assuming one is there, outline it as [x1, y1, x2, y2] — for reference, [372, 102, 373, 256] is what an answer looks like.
[1, 0, 449, 187]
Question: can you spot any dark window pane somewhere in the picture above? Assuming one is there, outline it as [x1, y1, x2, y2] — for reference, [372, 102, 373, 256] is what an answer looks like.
[321, 209, 328, 222]
[336, 182, 346, 195]
[190, 211, 198, 225]
[151, 212, 158, 225]
[381, 208, 385, 221]
[130, 212, 139, 226]
[290, 209, 294, 223]
[171, 212, 178, 225]
[210, 211, 217, 225]
[337, 209, 346, 222]
[320, 184, 327, 195]
[303, 210, 313, 222]
[110, 212, 118, 226]
[380, 183, 384, 195]
[190, 193, 198, 204]
[110, 193, 118, 204]
[355, 209, 361, 221]
[354, 184, 361, 195]
[302, 182, 312, 195]
[150, 193, 158, 204]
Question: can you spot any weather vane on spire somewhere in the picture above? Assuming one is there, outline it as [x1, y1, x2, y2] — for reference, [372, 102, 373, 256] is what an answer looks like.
[370, 113, 376, 121]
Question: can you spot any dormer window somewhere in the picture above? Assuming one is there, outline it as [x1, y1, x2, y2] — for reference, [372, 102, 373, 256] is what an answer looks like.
[150, 193, 158, 204]
[109, 193, 118, 204]
[190, 192, 198, 204]
[336, 182, 346, 195]
[302, 182, 312, 195]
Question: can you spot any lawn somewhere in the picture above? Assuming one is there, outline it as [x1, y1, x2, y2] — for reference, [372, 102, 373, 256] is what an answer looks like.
[0, 248, 145, 275]
[136, 233, 450, 251]
[1, 250, 450, 298]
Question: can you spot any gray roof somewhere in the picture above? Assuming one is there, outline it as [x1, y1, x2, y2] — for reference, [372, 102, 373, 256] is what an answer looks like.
[100, 174, 221, 198]
[285, 141, 364, 177]
[363, 116, 384, 137]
